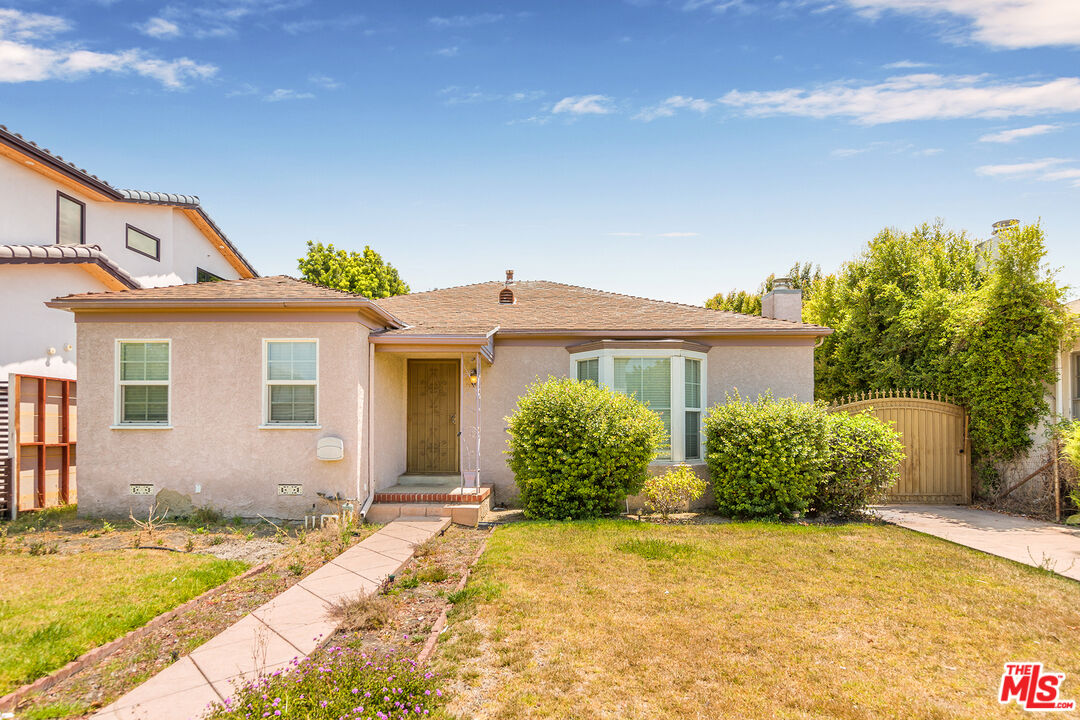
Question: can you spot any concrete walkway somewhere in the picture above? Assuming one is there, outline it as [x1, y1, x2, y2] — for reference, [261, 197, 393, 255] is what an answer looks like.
[875, 505, 1080, 582]
[92, 516, 451, 720]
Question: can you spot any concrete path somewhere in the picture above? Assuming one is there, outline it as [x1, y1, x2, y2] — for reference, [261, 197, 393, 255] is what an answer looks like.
[875, 505, 1080, 582]
[92, 516, 451, 720]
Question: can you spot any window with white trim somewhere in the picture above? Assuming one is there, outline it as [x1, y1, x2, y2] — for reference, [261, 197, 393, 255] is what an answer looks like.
[118, 341, 170, 424]
[573, 348, 705, 462]
[264, 340, 318, 425]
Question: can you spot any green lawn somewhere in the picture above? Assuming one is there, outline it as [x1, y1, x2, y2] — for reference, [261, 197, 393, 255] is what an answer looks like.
[0, 550, 246, 694]
[436, 520, 1080, 720]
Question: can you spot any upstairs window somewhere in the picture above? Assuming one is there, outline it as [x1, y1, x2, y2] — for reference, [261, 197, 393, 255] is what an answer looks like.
[197, 267, 224, 283]
[57, 192, 84, 245]
[264, 340, 318, 425]
[117, 341, 170, 425]
[126, 225, 160, 260]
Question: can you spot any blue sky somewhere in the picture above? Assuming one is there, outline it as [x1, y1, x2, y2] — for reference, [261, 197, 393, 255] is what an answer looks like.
[3, 0, 1079, 303]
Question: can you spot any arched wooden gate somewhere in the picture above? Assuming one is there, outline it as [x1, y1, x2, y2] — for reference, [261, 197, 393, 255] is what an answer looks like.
[830, 390, 971, 504]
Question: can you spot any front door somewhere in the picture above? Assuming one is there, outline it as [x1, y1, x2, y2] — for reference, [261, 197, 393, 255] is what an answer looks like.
[406, 360, 460, 474]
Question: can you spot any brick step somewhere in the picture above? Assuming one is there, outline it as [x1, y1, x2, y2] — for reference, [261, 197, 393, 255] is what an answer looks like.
[373, 486, 491, 505]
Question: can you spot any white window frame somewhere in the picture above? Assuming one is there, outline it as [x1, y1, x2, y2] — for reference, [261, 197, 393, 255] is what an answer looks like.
[571, 348, 707, 463]
[261, 338, 320, 429]
[113, 339, 172, 429]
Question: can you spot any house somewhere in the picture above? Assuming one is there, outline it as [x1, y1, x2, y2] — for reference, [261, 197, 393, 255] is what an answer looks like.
[0, 125, 257, 514]
[47, 272, 831, 523]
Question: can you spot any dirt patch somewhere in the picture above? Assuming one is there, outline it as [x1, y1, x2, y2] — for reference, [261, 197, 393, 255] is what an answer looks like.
[12, 521, 378, 719]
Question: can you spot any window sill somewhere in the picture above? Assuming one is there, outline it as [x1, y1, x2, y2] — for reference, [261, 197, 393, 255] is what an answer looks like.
[111, 424, 172, 430]
[259, 424, 322, 430]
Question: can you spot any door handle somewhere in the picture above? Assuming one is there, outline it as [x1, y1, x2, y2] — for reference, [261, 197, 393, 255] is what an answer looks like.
[450, 413, 456, 425]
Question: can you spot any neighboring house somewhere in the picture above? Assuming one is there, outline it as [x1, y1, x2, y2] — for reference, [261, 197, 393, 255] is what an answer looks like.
[48, 272, 831, 523]
[1054, 298, 1080, 422]
[0, 125, 257, 514]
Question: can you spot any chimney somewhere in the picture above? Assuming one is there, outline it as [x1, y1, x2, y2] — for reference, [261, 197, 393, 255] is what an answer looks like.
[499, 269, 516, 304]
[761, 276, 801, 323]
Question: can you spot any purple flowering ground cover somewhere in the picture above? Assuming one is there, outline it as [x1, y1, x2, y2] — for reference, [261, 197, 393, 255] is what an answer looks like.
[203, 646, 450, 720]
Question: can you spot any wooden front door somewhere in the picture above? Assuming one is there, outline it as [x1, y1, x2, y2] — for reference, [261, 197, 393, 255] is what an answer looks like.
[406, 360, 460, 474]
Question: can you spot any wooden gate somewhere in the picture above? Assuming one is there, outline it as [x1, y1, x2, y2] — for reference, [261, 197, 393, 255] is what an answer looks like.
[831, 390, 971, 504]
[12, 374, 77, 513]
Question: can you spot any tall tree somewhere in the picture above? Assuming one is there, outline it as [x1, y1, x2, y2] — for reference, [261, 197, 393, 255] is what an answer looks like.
[705, 261, 822, 315]
[805, 221, 1073, 460]
[298, 241, 409, 298]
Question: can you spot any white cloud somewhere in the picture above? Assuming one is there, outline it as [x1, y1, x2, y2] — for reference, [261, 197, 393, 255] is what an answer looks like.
[0, 8, 68, 40]
[978, 123, 1060, 143]
[657, 231, 700, 237]
[974, 157, 1067, 176]
[139, 17, 181, 39]
[1042, 168, 1080, 182]
[264, 88, 314, 102]
[429, 13, 504, 28]
[435, 46, 459, 57]
[634, 95, 714, 121]
[282, 15, 364, 35]
[832, 147, 869, 157]
[883, 59, 931, 69]
[721, 74, 1080, 125]
[552, 94, 615, 115]
[308, 74, 340, 90]
[914, 147, 944, 156]
[0, 10, 216, 88]
[841, 0, 1080, 49]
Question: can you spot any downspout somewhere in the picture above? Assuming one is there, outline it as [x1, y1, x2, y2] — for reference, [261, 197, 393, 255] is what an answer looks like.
[1055, 351, 1064, 421]
[360, 340, 376, 519]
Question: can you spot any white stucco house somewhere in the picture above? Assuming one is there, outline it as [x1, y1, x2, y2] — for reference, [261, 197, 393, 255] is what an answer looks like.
[0, 125, 257, 514]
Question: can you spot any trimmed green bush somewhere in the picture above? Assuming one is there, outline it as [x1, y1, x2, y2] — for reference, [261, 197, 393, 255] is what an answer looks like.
[703, 393, 829, 519]
[814, 411, 905, 516]
[641, 465, 707, 520]
[506, 377, 665, 519]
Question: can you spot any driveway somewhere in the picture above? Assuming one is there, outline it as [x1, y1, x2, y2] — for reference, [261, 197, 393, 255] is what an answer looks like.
[874, 505, 1080, 582]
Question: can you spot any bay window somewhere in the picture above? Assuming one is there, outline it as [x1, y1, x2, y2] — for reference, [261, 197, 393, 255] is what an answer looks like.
[572, 345, 706, 462]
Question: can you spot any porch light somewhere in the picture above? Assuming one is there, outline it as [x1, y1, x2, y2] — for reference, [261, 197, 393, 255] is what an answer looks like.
[468, 369, 478, 386]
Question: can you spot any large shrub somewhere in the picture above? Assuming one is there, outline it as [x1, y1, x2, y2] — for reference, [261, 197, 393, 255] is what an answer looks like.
[814, 411, 905, 516]
[506, 377, 665, 519]
[703, 393, 829, 519]
[641, 465, 708, 521]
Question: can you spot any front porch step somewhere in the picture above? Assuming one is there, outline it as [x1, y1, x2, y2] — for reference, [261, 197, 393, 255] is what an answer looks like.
[396, 474, 461, 487]
[365, 494, 491, 528]
[374, 485, 492, 505]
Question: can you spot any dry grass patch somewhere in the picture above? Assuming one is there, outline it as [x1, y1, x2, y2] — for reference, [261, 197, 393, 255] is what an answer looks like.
[436, 519, 1080, 720]
[328, 593, 391, 632]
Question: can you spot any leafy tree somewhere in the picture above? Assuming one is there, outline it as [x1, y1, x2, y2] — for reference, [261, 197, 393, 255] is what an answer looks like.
[297, 241, 409, 298]
[705, 261, 821, 315]
[805, 221, 1074, 460]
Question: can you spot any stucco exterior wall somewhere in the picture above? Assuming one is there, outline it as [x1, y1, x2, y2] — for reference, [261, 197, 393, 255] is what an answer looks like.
[75, 319, 368, 519]
[706, 341, 816, 405]
[0, 265, 106, 378]
[373, 353, 407, 488]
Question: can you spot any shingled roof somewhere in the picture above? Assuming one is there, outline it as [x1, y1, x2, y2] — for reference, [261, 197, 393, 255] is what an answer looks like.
[375, 280, 830, 336]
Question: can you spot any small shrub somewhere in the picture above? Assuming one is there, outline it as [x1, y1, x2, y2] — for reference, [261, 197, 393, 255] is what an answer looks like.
[416, 565, 450, 583]
[616, 537, 697, 560]
[203, 649, 445, 720]
[703, 392, 829, 519]
[396, 574, 420, 590]
[184, 537, 195, 553]
[506, 377, 665, 520]
[287, 561, 306, 576]
[641, 465, 707, 520]
[208, 535, 224, 546]
[812, 411, 905, 516]
[328, 593, 390, 631]
[190, 506, 224, 526]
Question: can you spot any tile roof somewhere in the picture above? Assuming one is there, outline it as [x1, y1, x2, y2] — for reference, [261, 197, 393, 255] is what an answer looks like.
[118, 189, 200, 206]
[0, 244, 140, 289]
[375, 280, 831, 336]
